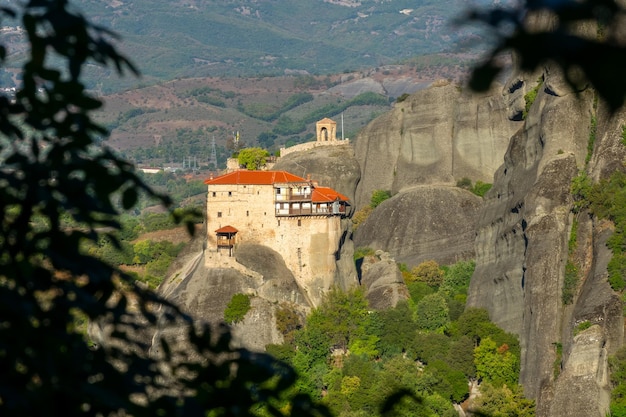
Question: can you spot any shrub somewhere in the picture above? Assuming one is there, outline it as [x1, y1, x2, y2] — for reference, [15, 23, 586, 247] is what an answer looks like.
[351, 205, 373, 231]
[412, 260, 445, 287]
[523, 76, 544, 119]
[354, 246, 375, 262]
[396, 93, 410, 103]
[574, 320, 592, 335]
[471, 181, 492, 197]
[370, 189, 391, 208]
[224, 293, 252, 324]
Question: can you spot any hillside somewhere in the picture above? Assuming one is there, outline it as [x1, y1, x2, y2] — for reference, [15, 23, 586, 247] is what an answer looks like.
[83, 0, 494, 90]
[95, 65, 454, 170]
[0, 0, 499, 93]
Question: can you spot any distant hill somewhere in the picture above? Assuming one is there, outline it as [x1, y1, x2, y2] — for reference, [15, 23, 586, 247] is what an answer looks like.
[96, 66, 445, 170]
[0, 0, 507, 169]
[2, 0, 501, 93]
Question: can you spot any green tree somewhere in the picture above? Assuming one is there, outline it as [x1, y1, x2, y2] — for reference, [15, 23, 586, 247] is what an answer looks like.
[411, 260, 445, 287]
[471, 382, 535, 417]
[237, 147, 270, 170]
[474, 337, 520, 386]
[370, 189, 392, 208]
[413, 332, 450, 364]
[373, 301, 417, 358]
[306, 286, 370, 353]
[440, 260, 475, 297]
[224, 293, 252, 324]
[0, 3, 329, 417]
[416, 293, 450, 331]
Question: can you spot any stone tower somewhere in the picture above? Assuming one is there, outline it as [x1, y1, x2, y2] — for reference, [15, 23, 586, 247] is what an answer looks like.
[316, 118, 337, 142]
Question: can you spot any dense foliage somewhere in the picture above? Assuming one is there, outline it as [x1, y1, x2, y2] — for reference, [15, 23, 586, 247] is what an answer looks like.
[238, 147, 270, 170]
[224, 293, 252, 324]
[265, 261, 531, 417]
[609, 346, 626, 416]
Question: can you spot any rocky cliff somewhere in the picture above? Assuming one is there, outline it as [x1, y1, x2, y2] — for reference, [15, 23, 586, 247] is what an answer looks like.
[354, 185, 483, 266]
[466, 64, 626, 416]
[351, 80, 518, 266]
[353, 80, 520, 210]
[156, 145, 361, 349]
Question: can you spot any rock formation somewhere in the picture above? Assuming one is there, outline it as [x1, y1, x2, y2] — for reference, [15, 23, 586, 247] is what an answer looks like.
[154, 38, 626, 416]
[353, 80, 520, 210]
[467, 62, 626, 416]
[354, 185, 483, 266]
[358, 250, 410, 310]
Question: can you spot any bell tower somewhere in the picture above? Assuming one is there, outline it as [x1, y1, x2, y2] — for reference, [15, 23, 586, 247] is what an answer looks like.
[316, 118, 337, 142]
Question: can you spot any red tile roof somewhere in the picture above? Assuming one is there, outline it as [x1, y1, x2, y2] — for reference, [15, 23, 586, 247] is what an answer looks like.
[205, 170, 350, 202]
[205, 170, 307, 185]
[312, 186, 349, 203]
[215, 225, 239, 233]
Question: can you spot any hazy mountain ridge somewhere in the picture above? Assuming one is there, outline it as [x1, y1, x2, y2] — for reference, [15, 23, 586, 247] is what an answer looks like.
[54, 0, 498, 91]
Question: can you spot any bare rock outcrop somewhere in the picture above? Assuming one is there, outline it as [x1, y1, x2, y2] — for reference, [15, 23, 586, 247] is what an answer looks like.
[353, 80, 520, 209]
[358, 250, 410, 310]
[467, 61, 626, 416]
[157, 243, 313, 350]
[354, 185, 483, 266]
[235, 243, 308, 306]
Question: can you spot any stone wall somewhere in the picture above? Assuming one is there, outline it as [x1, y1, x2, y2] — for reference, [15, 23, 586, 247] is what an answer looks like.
[279, 139, 350, 158]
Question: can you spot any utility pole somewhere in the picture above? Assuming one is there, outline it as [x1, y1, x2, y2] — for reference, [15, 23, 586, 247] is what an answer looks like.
[209, 135, 218, 170]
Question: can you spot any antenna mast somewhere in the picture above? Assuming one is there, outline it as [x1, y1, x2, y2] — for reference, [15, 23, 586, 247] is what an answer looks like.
[209, 135, 218, 170]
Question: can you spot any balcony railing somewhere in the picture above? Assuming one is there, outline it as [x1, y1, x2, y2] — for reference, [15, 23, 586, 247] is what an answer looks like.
[274, 193, 311, 202]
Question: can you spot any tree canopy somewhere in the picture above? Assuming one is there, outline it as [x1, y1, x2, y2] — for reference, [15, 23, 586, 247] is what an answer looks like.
[463, 0, 626, 111]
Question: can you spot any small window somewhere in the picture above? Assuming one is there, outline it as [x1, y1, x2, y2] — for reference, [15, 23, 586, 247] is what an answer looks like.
[276, 188, 281, 194]
[212, 192, 216, 197]
[246, 211, 249, 217]
[228, 191, 232, 197]
[297, 219, 301, 226]
[278, 220, 280, 226]
[217, 212, 222, 218]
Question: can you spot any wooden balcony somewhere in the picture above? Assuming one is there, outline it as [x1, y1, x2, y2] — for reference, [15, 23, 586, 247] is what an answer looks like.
[217, 238, 236, 247]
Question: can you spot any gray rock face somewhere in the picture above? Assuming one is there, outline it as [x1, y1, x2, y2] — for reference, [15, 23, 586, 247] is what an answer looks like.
[353, 81, 520, 209]
[235, 243, 308, 306]
[467, 61, 626, 416]
[359, 250, 410, 310]
[354, 185, 483, 266]
[157, 243, 312, 350]
[548, 325, 611, 417]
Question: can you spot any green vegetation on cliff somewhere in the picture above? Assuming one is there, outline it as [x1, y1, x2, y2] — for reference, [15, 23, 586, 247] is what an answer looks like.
[266, 261, 532, 417]
[224, 293, 252, 324]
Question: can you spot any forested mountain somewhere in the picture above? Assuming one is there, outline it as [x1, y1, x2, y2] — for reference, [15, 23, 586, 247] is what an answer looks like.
[1, 0, 503, 93]
[81, 0, 492, 87]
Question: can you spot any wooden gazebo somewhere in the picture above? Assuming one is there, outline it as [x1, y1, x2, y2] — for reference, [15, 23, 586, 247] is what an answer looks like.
[215, 225, 238, 257]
